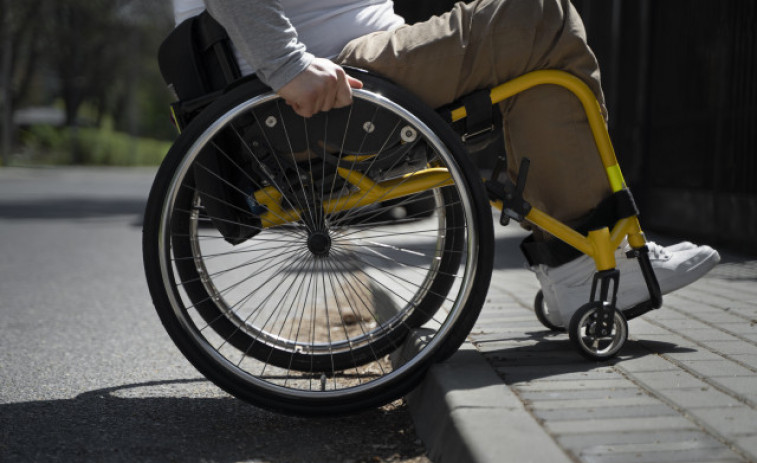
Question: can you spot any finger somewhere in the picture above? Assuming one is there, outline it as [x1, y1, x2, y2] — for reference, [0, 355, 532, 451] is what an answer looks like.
[301, 85, 323, 117]
[321, 77, 340, 113]
[291, 100, 314, 118]
[334, 73, 355, 109]
[320, 93, 335, 114]
[347, 76, 363, 89]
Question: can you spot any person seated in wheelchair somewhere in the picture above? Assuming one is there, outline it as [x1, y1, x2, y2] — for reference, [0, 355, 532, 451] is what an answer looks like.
[172, 0, 720, 330]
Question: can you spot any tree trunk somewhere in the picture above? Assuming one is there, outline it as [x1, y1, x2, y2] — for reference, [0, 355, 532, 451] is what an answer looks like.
[1, 0, 14, 166]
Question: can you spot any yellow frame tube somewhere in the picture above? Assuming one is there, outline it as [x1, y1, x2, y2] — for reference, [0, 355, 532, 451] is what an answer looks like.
[249, 69, 646, 271]
[452, 70, 627, 193]
[471, 70, 647, 268]
[256, 168, 453, 228]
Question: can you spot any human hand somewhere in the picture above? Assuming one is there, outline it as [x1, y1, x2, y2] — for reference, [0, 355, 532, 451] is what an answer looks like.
[277, 58, 363, 118]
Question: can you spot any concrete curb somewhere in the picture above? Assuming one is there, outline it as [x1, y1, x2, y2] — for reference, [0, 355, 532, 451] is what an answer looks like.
[406, 343, 571, 463]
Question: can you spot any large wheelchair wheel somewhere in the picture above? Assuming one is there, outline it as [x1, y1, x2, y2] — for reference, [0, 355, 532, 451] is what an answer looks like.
[143, 69, 494, 415]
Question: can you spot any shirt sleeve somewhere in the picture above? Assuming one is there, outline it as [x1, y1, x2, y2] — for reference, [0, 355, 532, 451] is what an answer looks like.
[205, 0, 314, 91]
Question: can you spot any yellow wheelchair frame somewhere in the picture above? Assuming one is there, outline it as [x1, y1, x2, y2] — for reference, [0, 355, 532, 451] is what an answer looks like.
[254, 70, 647, 277]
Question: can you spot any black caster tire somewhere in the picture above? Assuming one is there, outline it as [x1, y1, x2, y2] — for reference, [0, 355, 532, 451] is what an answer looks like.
[568, 302, 628, 361]
[534, 290, 565, 332]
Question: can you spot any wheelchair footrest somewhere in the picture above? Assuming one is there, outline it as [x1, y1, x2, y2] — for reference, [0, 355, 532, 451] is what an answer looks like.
[623, 300, 658, 321]
[622, 245, 664, 320]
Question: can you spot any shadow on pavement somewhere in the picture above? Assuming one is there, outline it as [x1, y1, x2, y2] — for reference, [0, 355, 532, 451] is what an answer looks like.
[0, 198, 146, 222]
[493, 234, 529, 270]
[0, 379, 424, 463]
[479, 332, 697, 384]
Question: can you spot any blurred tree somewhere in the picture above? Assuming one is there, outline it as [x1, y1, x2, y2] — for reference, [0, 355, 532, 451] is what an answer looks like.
[1, 0, 45, 164]
[43, 0, 131, 128]
[108, 1, 175, 140]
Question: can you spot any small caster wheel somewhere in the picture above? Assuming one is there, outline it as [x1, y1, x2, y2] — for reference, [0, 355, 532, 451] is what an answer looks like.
[534, 290, 565, 332]
[568, 302, 628, 361]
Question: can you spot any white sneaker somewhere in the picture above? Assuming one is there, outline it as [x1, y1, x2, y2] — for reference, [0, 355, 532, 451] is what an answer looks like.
[533, 241, 720, 328]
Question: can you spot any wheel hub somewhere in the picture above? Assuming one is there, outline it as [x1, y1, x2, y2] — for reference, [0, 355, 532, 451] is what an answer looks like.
[307, 231, 332, 257]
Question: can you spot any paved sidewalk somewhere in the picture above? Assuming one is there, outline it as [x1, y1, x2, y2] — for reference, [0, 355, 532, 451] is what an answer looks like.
[408, 218, 757, 463]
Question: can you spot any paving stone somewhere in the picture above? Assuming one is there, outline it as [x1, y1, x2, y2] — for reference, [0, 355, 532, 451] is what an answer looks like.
[659, 348, 727, 362]
[533, 404, 679, 422]
[556, 429, 722, 451]
[653, 387, 745, 410]
[707, 376, 757, 400]
[579, 448, 744, 463]
[469, 331, 539, 343]
[733, 435, 757, 462]
[687, 406, 757, 436]
[499, 366, 633, 387]
[643, 308, 691, 321]
[671, 329, 743, 342]
[689, 313, 755, 328]
[632, 333, 698, 348]
[498, 365, 619, 384]
[643, 318, 713, 332]
[519, 388, 649, 403]
[699, 341, 757, 356]
[615, 354, 680, 373]
[514, 378, 637, 393]
[481, 343, 577, 359]
[727, 309, 757, 322]
[727, 354, 757, 370]
[478, 339, 571, 356]
[626, 319, 675, 336]
[618, 341, 659, 358]
[473, 321, 546, 332]
[669, 290, 736, 311]
[558, 428, 748, 461]
[680, 360, 756, 378]
[626, 370, 712, 390]
[704, 320, 757, 335]
[475, 313, 535, 323]
[489, 357, 594, 369]
[527, 395, 660, 411]
[546, 415, 698, 435]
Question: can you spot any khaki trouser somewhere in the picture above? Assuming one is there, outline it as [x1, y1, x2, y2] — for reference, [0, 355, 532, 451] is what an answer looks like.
[337, 0, 612, 224]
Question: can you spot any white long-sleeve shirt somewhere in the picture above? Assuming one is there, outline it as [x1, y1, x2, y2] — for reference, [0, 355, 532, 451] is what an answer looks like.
[172, 0, 404, 90]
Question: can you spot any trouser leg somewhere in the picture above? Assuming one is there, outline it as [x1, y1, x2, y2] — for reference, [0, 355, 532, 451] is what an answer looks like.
[337, 0, 612, 224]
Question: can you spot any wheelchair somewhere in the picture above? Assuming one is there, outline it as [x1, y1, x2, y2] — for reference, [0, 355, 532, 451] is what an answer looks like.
[142, 67, 662, 415]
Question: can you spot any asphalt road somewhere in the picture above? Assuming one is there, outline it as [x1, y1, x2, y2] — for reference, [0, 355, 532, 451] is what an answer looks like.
[0, 167, 429, 463]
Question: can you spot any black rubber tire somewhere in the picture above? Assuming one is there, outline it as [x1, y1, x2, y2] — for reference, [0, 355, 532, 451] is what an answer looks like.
[568, 302, 628, 361]
[142, 69, 494, 415]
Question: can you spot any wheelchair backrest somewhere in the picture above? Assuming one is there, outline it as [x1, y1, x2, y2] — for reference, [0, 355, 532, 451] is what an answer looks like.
[158, 11, 241, 129]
